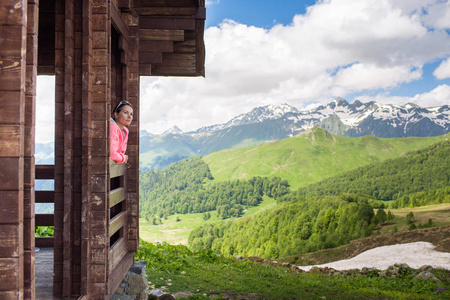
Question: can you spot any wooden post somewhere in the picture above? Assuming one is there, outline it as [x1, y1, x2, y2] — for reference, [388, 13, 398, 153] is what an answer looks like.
[0, 1, 27, 299]
[127, 14, 140, 252]
[89, 0, 110, 297]
[24, 0, 39, 298]
[80, 0, 93, 296]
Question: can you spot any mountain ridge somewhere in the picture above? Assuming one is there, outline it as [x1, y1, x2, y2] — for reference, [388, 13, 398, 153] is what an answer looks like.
[139, 98, 449, 170]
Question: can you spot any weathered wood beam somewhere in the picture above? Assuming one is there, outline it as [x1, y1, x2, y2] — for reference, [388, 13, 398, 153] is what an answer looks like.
[135, 7, 196, 16]
[35, 165, 55, 179]
[139, 29, 184, 41]
[111, 4, 130, 43]
[133, 0, 194, 7]
[35, 237, 54, 248]
[110, 187, 125, 207]
[140, 16, 195, 30]
[139, 40, 173, 52]
[139, 51, 162, 64]
[109, 211, 126, 238]
[35, 214, 54, 226]
[35, 191, 55, 203]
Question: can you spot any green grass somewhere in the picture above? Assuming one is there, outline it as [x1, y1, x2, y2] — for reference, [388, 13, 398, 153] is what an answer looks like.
[203, 129, 449, 190]
[139, 196, 277, 245]
[136, 240, 450, 299]
[380, 204, 450, 234]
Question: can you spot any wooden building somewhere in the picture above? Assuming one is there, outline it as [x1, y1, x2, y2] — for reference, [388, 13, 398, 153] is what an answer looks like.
[0, 0, 205, 299]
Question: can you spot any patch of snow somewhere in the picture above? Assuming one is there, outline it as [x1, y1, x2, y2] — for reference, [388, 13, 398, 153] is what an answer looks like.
[298, 242, 450, 271]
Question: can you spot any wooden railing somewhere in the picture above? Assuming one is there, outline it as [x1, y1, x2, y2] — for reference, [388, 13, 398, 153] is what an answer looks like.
[108, 162, 129, 280]
[35, 165, 55, 247]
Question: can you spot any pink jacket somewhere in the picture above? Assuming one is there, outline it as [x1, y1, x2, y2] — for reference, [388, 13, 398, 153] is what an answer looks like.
[110, 119, 129, 164]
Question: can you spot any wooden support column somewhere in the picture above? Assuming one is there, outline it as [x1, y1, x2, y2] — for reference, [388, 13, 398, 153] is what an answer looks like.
[24, 0, 39, 299]
[80, 0, 93, 296]
[62, 0, 76, 296]
[127, 14, 140, 253]
[53, 0, 65, 296]
[0, 1, 27, 299]
[89, 0, 110, 298]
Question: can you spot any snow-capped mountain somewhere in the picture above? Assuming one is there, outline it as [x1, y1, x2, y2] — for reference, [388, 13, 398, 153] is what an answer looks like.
[186, 98, 450, 138]
[191, 103, 299, 134]
[162, 125, 183, 135]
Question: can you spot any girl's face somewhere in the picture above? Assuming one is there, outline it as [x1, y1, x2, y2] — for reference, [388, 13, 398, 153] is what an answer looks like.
[114, 105, 133, 128]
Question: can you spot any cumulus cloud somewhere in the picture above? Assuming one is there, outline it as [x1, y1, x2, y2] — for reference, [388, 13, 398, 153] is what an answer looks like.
[35, 0, 450, 140]
[139, 0, 450, 134]
[36, 76, 55, 143]
[434, 58, 450, 80]
[357, 84, 450, 107]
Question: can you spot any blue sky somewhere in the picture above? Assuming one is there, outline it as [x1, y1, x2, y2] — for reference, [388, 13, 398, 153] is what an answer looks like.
[205, 0, 317, 28]
[137, 0, 450, 135]
[37, 0, 450, 141]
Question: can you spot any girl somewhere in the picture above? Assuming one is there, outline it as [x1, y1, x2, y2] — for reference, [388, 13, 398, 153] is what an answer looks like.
[110, 100, 133, 164]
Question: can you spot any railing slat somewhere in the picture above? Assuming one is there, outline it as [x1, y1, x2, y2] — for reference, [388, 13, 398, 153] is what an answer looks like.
[109, 211, 126, 238]
[36, 214, 54, 226]
[110, 162, 127, 178]
[35, 165, 54, 179]
[108, 237, 127, 273]
[36, 237, 54, 248]
[35, 191, 55, 203]
[110, 187, 125, 207]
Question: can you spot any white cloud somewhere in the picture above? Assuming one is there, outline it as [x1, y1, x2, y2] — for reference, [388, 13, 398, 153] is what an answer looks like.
[205, 0, 220, 7]
[333, 63, 422, 93]
[36, 76, 55, 143]
[35, 0, 450, 140]
[434, 58, 450, 80]
[412, 84, 450, 107]
[357, 84, 450, 107]
[139, 0, 450, 134]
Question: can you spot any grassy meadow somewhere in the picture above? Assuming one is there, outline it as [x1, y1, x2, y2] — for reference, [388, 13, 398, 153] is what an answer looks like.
[139, 196, 277, 245]
[203, 129, 449, 190]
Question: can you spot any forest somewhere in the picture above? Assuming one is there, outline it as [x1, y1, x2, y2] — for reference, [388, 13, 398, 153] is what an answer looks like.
[188, 193, 387, 259]
[139, 157, 290, 221]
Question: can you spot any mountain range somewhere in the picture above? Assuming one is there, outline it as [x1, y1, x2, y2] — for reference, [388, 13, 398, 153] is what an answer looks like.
[139, 98, 450, 170]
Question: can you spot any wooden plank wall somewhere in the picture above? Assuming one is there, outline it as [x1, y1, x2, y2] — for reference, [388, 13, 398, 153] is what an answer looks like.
[24, 0, 39, 298]
[0, 1, 27, 299]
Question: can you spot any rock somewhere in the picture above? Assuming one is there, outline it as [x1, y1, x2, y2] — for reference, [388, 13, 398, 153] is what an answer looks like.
[115, 282, 128, 294]
[418, 265, 433, 272]
[413, 271, 443, 284]
[150, 289, 176, 300]
[112, 261, 149, 300]
[127, 272, 148, 295]
[110, 294, 132, 300]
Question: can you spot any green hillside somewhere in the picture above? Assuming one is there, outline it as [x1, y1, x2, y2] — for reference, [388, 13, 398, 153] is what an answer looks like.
[203, 128, 450, 190]
[296, 139, 450, 201]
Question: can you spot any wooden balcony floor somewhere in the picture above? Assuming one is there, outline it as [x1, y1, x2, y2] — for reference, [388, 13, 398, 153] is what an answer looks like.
[35, 248, 61, 300]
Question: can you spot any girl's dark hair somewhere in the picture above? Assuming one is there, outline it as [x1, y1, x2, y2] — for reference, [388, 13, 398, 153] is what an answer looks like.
[113, 100, 133, 114]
